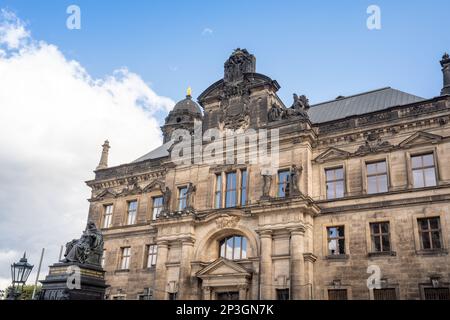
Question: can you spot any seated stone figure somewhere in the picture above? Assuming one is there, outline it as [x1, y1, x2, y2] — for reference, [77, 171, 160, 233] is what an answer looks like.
[63, 221, 104, 266]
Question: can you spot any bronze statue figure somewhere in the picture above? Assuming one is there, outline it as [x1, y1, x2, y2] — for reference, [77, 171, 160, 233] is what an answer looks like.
[63, 221, 104, 266]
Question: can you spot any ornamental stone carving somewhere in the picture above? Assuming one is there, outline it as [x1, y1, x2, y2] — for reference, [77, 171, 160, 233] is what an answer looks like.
[215, 214, 240, 229]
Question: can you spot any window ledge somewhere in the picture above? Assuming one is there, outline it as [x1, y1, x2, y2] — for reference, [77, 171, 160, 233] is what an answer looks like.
[368, 251, 397, 258]
[326, 254, 349, 260]
[114, 269, 130, 274]
[416, 249, 448, 256]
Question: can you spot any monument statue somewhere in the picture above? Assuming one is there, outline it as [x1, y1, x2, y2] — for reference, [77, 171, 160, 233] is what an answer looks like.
[290, 164, 302, 195]
[63, 221, 104, 266]
[185, 182, 196, 211]
[261, 169, 273, 199]
[268, 104, 283, 121]
[160, 186, 172, 215]
[39, 222, 108, 300]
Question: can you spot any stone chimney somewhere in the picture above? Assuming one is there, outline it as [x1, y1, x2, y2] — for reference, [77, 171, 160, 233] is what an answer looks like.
[96, 140, 110, 170]
[441, 53, 450, 96]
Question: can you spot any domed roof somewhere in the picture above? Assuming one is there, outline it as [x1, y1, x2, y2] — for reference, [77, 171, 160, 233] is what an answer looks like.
[172, 90, 202, 115]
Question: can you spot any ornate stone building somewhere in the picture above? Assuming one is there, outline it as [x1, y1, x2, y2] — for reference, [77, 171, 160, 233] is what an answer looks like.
[86, 49, 450, 300]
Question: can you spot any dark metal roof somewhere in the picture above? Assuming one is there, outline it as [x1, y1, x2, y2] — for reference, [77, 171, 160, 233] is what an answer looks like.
[133, 140, 173, 163]
[308, 87, 425, 123]
[172, 96, 202, 115]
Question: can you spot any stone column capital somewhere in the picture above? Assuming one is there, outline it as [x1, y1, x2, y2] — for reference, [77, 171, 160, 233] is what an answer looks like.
[258, 230, 273, 239]
[156, 240, 169, 248]
[289, 226, 306, 236]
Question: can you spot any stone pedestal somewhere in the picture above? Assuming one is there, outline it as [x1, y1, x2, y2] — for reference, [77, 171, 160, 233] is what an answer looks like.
[39, 262, 107, 300]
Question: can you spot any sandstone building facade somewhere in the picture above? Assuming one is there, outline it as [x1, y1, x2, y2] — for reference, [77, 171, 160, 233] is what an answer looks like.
[86, 49, 450, 300]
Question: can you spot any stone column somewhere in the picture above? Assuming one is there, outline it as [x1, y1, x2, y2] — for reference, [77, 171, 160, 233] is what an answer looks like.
[290, 227, 306, 300]
[178, 238, 195, 299]
[154, 241, 169, 300]
[238, 285, 248, 300]
[259, 230, 273, 299]
[203, 286, 211, 300]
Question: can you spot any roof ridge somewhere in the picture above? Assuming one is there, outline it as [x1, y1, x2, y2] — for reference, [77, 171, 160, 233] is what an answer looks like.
[311, 87, 392, 107]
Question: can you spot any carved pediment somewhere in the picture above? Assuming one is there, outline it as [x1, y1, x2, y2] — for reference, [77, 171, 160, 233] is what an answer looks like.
[399, 131, 443, 148]
[142, 179, 165, 193]
[196, 258, 250, 278]
[92, 188, 116, 201]
[118, 181, 142, 196]
[314, 147, 350, 163]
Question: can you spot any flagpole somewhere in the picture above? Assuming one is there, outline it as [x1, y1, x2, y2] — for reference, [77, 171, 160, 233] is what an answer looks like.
[31, 248, 45, 300]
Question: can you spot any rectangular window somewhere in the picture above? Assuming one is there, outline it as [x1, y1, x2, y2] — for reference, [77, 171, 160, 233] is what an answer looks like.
[367, 161, 388, 194]
[138, 289, 153, 300]
[225, 172, 237, 208]
[112, 295, 126, 300]
[412, 154, 437, 188]
[120, 247, 131, 270]
[240, 169, 248, 206]
[326, 167, 345, 199]
[152, 196, 163, 220]
[103, 204, 113, 228]
[424, 288, 450, 300]
[418, 217, 442, 250]
[127, 201, 137, 225]
[277, 170, 290, 198]
[328, 289, 348, 300]
[145, 245, 157, 268]
[374, 288, 397, 300]
[178, 187, 188, 211]
[215, 174, 222, 209]
[370, 222, 391, 253]
[276, 289, 289, 300]
[327, 226, 345, 255]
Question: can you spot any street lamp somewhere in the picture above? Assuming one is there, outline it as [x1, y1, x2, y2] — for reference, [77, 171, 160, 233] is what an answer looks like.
[8, 252, 34, 300]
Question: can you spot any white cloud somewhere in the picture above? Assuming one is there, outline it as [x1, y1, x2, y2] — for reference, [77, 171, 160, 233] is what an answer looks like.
[201, 28, 213, 36]
[0, 8, 29, 49]
[0, 10, 175, 290]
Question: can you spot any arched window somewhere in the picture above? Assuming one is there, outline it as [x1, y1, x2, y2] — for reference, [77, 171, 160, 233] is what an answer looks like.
[219, 236, 247, 260]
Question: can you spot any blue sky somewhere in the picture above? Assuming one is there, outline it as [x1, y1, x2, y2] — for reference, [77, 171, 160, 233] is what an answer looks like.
[2, 0, 450, 109]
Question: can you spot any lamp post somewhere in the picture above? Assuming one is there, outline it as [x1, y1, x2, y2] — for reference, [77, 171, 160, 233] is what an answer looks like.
[8, 252, 34, 300]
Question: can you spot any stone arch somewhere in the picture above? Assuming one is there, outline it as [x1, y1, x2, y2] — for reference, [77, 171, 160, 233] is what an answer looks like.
[194, 225, 259, 262]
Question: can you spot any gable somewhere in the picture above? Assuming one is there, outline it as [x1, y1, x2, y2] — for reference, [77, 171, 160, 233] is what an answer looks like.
[196, 258, 250, 278]
[399, 131, 443, 148]
[314, 147, 350, 163]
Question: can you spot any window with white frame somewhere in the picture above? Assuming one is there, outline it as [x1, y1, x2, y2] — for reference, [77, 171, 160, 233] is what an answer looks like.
[103, 204, 113, 228]
[326, 167, 345, 199]
[145, 245, 157, 268]
[215, 174, 222, 209]
[225, 172, 237, 208]
[411, 153, 437, 188]
[127, 201, 137, 225]
[120, 247, 131, 270]
[367, 161, 388, 194]
[152, 196, 163, 220]
[178, 187, 188, 211]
